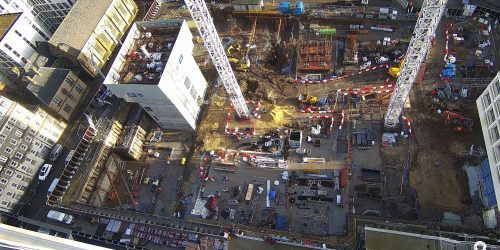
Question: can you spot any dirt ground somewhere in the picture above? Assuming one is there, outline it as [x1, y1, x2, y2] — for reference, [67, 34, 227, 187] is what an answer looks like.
[403, 84, 485, 216]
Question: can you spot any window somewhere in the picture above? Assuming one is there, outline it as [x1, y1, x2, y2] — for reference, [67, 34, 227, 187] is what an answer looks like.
[4, 147, 12, 154]
[20, 165, 27, 171]
[25, 136, 32, 142]
[0, 134, 5, 139]
[9, 161, 17, 167]
[0, 156, 6, 163]
[20, 144, 27, 151]
[491, 126, 500, 142]
[15, 174, 22, 180]
[3, 44, 12, 51]
[74, 84, 83, 94]
[5, 125, 11, 131]
[10, 183, 18, 189]
[5, 169, 12, 176]
[14, 152, 22, 159]
[0, 188, 3, 195]
[0, 178, 7, 185]
[65, 77, 75, 87]
[53, 96, 63, 106]
[15, 130, 22, 137]
[30, 149, 36, 154]
[6, 192, 13, 198]
[190, 87, 198, 100]
[144, 106, 153, 112]
[127, 93, 137, 97]
[9, 138, 17, 145]
[484, 93, 492, 107]
[25, 158, 32, 163]
[184, 77, 191, 89]
[496, 81, 500, 96]
[179, 54, 183, 64]
[487, 109, 495, 125]
[63, 104, 72, 113]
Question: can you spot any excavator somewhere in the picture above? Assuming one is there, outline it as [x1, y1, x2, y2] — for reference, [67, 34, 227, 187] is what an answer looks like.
[298, 93, 318, 105]
[442, 110, 473, 132]
[388, 59, 404, 77]
[229, 57, 250, 72]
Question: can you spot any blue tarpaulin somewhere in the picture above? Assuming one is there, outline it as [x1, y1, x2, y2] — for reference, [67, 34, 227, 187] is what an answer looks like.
[481, 160, 497, 208]
[269, 191, 277, 200]
[275, 216, 287, 230]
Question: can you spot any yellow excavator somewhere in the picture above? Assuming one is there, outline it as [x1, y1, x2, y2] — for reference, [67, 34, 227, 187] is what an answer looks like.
[388, 59, 404, 77]
[226, 43, 241, 56]
[298, 93, 318, 105]
[228, 57, 250, 72]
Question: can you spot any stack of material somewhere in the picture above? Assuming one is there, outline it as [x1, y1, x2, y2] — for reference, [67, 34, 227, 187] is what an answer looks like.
[254, 156, 287, 169]
[344, 35, 358, 65]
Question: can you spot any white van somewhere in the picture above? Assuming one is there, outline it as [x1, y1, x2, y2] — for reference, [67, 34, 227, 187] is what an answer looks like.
[65, 150, 75, 165]
[49, 144, 64, 162]
[47, 210, 74, 224]
[47, 178, 59, 197]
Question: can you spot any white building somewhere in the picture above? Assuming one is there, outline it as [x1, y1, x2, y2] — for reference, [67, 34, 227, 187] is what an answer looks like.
[0, 12, 49, 88]
[0, 0, 76, 36]
[0, 95, 66, 212]
[0, 0, 76, 87]
[477, 71, 500, 211]
[104, 19, 207, 130]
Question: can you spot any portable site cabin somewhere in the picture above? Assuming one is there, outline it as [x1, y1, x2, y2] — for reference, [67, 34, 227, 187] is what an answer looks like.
[233, 0, 264, 12]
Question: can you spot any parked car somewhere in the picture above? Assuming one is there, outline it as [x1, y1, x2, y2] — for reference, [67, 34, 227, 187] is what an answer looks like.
[46, 210, 74, 224]
[38, 164, 52, 181]
[48, 144, 64, 162]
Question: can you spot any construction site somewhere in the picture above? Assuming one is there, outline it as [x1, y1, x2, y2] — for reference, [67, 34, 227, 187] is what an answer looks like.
[34, 0, 500, 249]
[185, 0, 500, 248]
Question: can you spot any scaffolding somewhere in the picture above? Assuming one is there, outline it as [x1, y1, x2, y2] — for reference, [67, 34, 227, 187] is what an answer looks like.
[296, 32, 334, 76]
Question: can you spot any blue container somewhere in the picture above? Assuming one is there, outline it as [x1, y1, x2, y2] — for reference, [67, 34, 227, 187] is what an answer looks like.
[278, 2, 290, 14]
[292, 1, 304, 15]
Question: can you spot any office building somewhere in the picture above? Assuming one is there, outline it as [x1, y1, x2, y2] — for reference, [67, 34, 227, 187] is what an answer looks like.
[0, 95, 66, 212]
[0, 13, 49, 88]
[104, 19, 207, 130]
[477, 71, 500, 211]
[27, 67, 88, 121]
[48, 0, 138, 77]
[0, 0, 76, 36]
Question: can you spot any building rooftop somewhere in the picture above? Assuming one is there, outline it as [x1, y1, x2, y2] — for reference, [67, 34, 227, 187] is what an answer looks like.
[27, 67, 71, 104]
[49, 0, 114, 56]
[115, 19, 183, 85]
[0, 223, 111, 250]
[0, 13, 19, 41]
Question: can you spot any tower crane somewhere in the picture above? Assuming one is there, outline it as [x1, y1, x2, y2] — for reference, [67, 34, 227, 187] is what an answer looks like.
[185, 0, 250, 118]
[384, 0, 447, 128]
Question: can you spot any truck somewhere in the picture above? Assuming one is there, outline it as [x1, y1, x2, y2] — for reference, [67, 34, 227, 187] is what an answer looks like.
[47, 178, 59, 197]
[245, 184, 254, 201]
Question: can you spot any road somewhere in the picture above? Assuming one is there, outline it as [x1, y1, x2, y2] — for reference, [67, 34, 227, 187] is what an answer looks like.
[21, 144, 81, 220]
[19, 77, 107, 221]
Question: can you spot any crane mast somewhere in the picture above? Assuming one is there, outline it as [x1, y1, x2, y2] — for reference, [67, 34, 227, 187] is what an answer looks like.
[384, 0, 447, 128]
[185, 0, 250, 118]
